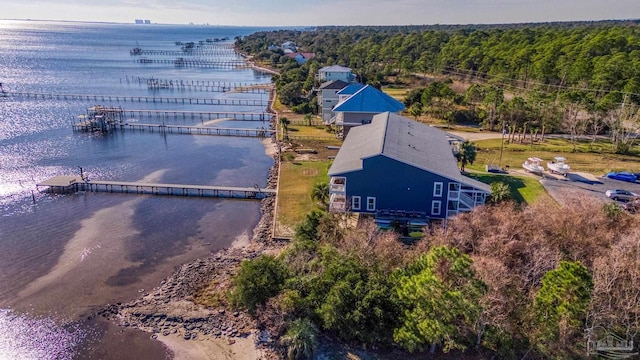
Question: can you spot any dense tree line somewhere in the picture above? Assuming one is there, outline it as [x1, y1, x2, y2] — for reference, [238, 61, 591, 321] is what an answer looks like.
[229, 198, 640, 359]
[237, 22, 640, 153]
[237, 21, 640, 97]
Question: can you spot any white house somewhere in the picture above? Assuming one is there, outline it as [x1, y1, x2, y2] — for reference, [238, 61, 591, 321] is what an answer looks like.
[317, 65, 356, 83]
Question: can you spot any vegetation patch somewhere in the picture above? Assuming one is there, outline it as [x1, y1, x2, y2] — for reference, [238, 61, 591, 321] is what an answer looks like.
[467, 172, 548, 204]
[276, 161, 331, 235]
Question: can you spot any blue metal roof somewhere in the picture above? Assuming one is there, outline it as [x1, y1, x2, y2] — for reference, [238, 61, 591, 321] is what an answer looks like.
[333, 85, 406, 113]
[328, 112, 491, 193]
[336, 83, 365, 96]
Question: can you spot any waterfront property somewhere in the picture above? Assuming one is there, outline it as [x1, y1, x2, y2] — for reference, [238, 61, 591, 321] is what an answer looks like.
[328, 112, 490, 223]
[317, 80, 348, 122]
[331, 84, 406, 137]
[317, 65, 356, 83]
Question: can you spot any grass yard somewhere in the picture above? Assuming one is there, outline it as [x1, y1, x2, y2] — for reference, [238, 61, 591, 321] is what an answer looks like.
[275, 160, 332, 237]
[467, 172, 549, 204]
[469, 137, 640, 176]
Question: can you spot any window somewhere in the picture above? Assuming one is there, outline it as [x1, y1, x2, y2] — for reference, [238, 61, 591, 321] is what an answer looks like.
[351, 196, 361, 210]
[431, 200, 442, 216]
[433, 182, 443, 197]
[366, 197, 376, 211]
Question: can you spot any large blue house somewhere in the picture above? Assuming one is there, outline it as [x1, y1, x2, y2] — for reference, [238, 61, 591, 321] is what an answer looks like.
[331, 84, 405, 137]
[328, 112, 490, 222]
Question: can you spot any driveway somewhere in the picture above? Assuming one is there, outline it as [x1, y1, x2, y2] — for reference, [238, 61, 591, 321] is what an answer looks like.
[534, 171, 640, 204]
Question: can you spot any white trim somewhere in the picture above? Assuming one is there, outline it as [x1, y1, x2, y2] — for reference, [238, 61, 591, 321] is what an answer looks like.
[431, 200, 442, 216]
[352, 196, 361, 210]
[433, 182, 443, 197]
[366, 196, 376, 211]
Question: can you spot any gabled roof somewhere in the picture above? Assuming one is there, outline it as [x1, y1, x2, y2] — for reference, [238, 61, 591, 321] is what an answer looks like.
[328, 112, 491, 193]
[336, 83, 365, 96]
[319, 80, 349, 90]
[333, 85, 406, 113]
[319, 65, 352, 73]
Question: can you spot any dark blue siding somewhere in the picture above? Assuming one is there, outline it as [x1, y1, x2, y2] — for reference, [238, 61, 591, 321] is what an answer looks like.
[340, 155, 450, 218]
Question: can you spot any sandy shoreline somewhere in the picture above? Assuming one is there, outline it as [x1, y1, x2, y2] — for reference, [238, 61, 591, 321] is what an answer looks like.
[98, 134, 283, 359]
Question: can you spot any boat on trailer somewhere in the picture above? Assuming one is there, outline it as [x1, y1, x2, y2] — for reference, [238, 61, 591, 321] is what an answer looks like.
[547, 156, 570, 176]
[523, 157, 545, 175]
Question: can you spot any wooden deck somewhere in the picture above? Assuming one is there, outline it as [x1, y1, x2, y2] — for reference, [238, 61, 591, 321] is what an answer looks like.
[37, 176, 275, 200]
[72, 122, 274, 137]
[6, 92, 267, 107]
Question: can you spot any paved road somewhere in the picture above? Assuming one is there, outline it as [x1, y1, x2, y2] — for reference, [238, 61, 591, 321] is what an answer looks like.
[534, 171, 640, 205]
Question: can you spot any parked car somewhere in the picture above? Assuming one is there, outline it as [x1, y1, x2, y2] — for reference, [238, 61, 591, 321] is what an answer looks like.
[605, 172, 637, 183]
[606, 189, 639, 202]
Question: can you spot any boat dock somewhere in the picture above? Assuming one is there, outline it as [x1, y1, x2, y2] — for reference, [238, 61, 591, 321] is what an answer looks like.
[73, 121, 274, 137]
[36, 176, 275, 200]
[121, 109, 272, 121]
[136, 58, 246, 69]
[131, 49, 238, 56]
[139, 77, 272, 93]
[5, 92, 267, 107]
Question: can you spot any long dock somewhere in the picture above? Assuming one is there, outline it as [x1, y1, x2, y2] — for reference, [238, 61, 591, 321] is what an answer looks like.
[137, 58, 246, 68]
[5, 92, 267, 107]
[121, 109, 272, 121]
[72, 122, 274, 137]
[36, 176, 275, 200]
[131, 49, 239, 57]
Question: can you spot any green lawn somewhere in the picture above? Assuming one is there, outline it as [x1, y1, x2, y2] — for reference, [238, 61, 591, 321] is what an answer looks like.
[469, 137, 640, 176]
[275, 160, 331, 237]
[467, 172, 549, 204]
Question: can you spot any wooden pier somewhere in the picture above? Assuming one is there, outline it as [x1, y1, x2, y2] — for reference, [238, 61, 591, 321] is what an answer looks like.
[139, 77, 271, 93]
[36, 176, 275, 200]
[5, 91, 267, 107]
[73, 121, 274, 137]
[131, 49, 239, 57]
[121, 109, 272, 121]
[136, 58, 246, 69]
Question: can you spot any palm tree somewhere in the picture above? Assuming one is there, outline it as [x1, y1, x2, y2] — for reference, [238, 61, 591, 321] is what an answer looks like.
[280, 318, 318, 360]
[311, 182, 329, 210]
[490, 182, 511, 203]
[303, 113, 314, 126]
[279, 117, 290, 140]
[455, 140, 476, 172]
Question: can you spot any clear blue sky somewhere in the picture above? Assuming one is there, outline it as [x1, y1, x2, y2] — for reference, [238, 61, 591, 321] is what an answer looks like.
[2, 0, 639, 26]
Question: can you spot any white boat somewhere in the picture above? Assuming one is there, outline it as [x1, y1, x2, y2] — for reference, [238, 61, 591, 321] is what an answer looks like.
[547, 156, 570, 176]
[523, 157, 545, 175]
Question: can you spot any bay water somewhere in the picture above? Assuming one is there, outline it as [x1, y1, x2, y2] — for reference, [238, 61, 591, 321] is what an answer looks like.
[0, 20, 274, 359]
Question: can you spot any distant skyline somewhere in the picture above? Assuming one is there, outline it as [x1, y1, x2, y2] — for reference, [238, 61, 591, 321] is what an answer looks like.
[1, 0, 640, 26]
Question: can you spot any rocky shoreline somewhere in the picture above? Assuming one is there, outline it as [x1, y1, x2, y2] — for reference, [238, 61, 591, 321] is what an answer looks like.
[97, 135, 285, 359]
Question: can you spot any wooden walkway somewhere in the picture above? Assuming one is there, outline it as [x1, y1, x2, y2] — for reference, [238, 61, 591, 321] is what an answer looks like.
[6, 92, 267, 107]
[120, 109, 272, 121]
[137, 58, 246, 68]
[37, 176, 275, 200]
[131, 49, 238, 56]
[73, 122, 274, 137]
[137, 77, 271, 93]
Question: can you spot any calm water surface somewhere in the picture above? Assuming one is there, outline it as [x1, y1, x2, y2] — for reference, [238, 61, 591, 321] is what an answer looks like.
[0, 20, 273, 359]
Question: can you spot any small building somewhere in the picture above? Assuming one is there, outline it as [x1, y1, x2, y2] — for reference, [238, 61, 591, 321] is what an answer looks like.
[286, 52, 316, 64]
[317, 65, 356, 83]
[317, 80, 349, 123]
[281, 41, 297, 52]
[332, 84, 405, 136]
[328, 112, 490, 223]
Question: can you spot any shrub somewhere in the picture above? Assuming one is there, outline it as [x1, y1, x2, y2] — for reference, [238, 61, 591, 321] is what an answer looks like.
[231, 255, 288, 314]
[280, 318, 318, 360]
